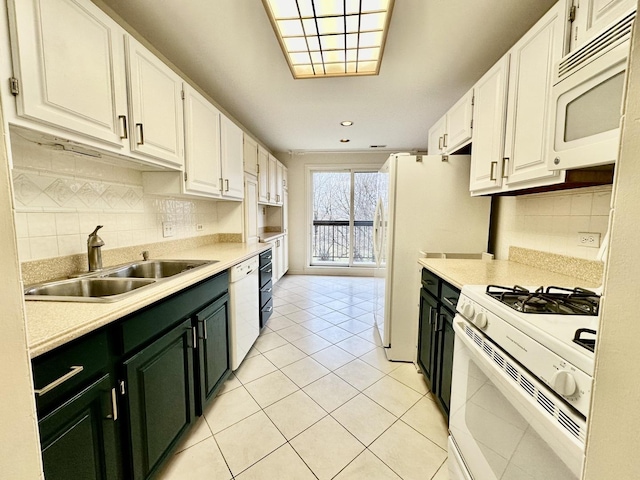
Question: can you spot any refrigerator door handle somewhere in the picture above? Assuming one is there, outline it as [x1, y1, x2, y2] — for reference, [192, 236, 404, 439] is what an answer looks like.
[373, 197, 382, 265]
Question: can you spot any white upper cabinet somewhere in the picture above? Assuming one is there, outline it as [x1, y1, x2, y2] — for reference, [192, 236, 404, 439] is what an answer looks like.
[283, 165, 288, 190]
[257, 145, 269, 203]
[427, 92, 473, 155]
[125, 35, 184, 169]
[503, 2, 566, 187]
[268, 154, 278, 205]
[8, 0, 128, 147]
[220, 115, 244, 200]
[183, 85, 221, 196]
[570, 0, 637, 51]
[243, 135, 259, 176]
[275, 162, 284, 205]
[427, 116, 446, 155]
[469, 55, 510, 194]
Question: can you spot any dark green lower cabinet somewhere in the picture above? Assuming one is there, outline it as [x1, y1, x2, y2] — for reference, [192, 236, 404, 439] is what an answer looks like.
[196, 293, 230, 412]
[418, 288, 438, 389]
[439, 310, 455, 414]
[123, 319, 196, 480]
[39, 374, 119, 480]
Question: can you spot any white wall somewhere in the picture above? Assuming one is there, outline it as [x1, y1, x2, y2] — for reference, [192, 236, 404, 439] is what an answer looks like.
[584, 5, 640, 476]
[492, 186, 612, 260]
[277, 151, 388, 275]
[10, 132, 241, 262]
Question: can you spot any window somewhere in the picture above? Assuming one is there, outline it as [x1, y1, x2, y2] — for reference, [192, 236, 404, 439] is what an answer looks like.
[310, 169, 378, 266]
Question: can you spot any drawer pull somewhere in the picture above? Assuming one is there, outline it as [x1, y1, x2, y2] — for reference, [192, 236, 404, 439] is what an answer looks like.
[34, 366, 84, 396]
[265, 288, 272, 293]
[266, 306, 273, 312]
[110, 387, 118, 421]
[443, 297, 456, 308]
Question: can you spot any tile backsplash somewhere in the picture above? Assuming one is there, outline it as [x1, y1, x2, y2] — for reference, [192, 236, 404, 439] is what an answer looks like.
[493, 185, 612, 261]
[10, 132, 228, 262]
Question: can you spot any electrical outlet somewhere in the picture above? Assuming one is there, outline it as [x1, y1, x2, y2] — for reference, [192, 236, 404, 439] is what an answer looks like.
[196, 223, 203, 231]
[162, 222, 175, 238]
[578, 232, 601, 248]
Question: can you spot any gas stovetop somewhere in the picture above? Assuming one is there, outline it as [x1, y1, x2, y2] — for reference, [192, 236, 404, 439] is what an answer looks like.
[486, 285, 600, 316]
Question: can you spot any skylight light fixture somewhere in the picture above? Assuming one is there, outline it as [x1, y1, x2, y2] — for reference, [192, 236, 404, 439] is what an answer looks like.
[262, 0, 395, 79]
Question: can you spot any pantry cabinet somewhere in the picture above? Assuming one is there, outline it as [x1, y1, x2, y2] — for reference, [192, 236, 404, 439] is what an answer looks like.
[569, 0, 637, 51]
[125, 36, 184, 169]
[7, 0, 129, 147]
[469, 1, 567, 195]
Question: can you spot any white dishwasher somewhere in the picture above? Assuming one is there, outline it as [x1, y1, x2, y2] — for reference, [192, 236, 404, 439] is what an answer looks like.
[229, 255, 260, 370]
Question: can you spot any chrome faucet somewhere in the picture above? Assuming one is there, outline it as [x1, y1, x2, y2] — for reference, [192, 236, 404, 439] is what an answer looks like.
[87, 225, 105, 272]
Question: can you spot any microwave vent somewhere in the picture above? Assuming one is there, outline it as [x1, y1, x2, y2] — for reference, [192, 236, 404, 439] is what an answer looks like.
[558, 10, 635, 80]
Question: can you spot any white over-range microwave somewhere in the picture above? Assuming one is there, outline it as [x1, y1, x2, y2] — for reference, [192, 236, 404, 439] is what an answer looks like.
[548, 10, 635, 171]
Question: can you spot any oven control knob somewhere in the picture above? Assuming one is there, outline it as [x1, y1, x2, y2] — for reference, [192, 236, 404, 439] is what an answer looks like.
[551, 370, 577, 397]
[474, 312, 488, 329]
[461, 303, 475, 319]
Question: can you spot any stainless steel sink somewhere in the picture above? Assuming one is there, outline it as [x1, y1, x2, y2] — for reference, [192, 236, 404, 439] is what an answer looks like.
[24, 277, 156, 302]
[105, 259, 217, 279]
[25, 259, 218, 302]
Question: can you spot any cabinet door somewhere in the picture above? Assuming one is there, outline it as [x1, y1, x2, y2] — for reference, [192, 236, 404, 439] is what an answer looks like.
[196, 295, 230, 411]
[38, 374, 120, 480]
[183, 85, 222, 196]
[268, 240, 281, 282]
[417, 288, 438, 389]
[244, 176, 259, 243]
[469, 55, 510, 194]
[283, 165, 288, 190]
[123, 319, 196, 480]
[283, 233, 289, 275]
[503, 2, 566, 187]
[257, 145, 269, 203]
[126, 36, 184, 169]
[437, 309, 455, 417]
[9, 0, 128, 147]
[276, 162, 284, 204]
[570, 0, 636, 51]
[220, 115, 244, 199]
[243, 135, 259, 176]
[428, 116, 446, 155]
[445, 90, 474, 152]
[268, 154, 278, 204]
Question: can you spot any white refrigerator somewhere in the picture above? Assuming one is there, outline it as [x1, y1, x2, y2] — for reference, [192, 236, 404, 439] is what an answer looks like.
[373, 154, 491, 362]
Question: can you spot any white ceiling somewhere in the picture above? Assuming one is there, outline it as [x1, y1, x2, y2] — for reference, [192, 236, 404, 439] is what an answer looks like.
[98, 0, 557, 154]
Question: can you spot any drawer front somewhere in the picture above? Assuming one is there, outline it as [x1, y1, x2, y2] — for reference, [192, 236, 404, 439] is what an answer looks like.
[421, 268, 440, 298]
[441, 282, 461, 313]
[119, 271, 229, 354]
[32, 329, 110, 415]
[260, 279, 273, 307]
[260, 297, 273, 328]
[259, 249, 273, 267]
[259, 263, 273, 288]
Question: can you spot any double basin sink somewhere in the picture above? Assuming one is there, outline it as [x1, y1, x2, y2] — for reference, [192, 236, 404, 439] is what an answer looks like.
[24, 259, 218, 302]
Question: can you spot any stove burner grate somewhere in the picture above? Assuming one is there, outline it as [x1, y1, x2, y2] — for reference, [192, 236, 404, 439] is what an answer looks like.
[573, 328, 596, 352]
[486, 285, 600, 316]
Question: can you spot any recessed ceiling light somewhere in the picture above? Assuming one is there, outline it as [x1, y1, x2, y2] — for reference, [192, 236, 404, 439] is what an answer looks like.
[341, 121, 354, 126]
[340, 139, 350, 143]
[262, 0, 395, 79]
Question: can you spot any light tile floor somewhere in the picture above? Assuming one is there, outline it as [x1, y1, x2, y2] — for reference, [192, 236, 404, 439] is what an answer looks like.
[158, 275, 450, 480]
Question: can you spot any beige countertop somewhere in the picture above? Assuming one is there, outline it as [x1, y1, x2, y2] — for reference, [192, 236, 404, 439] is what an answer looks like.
[26, 242, 270, 358]
[261, 232, 285, 242]
[418, 257, 602, 291]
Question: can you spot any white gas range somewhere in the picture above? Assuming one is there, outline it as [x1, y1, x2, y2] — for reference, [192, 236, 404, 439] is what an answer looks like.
[448, 284, 600, 480]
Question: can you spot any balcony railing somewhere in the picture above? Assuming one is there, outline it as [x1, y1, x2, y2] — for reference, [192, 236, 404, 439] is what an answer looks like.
[311, 220, 374, 264]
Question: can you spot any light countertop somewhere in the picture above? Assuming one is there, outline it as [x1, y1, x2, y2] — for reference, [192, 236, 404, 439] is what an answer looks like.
[26, 242, 270, 358]
[418, 257, 602, 290]
[261, 232, 285, 242]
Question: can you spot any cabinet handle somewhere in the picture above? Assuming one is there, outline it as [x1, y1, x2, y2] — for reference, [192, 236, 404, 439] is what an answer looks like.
[267, 192, 270, 201]
[490, 161, 498, 181]
[438, 136, 443, 150]
[135, 123, 145, 145]
[34, 366, 84, 396]
[225, 179, 229, 192]
[219, 178, 224, 192]
[110, 387, 118, 421]
[437, 314, 446, 332]
[257, 163, 260, 174]
[118, 115, 128, 139]
[191, 326, 197, 349]
[502, 157, 510, 179]
[266, 306, 273, 312]
[443, 133, 448, 148]
[265, 288, 272, 293]
[265, 268, 272, 273]
[200, 318, 208, 340]
[443, 297, 456, 308]
[429, 306, 435, 325]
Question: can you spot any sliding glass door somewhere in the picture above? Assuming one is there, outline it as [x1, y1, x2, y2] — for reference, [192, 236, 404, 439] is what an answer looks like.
[310, 169, 377, 267]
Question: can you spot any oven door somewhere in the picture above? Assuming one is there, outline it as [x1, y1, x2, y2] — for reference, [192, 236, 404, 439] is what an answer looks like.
[548, 38, 628, 171]
[448, 316, 585, 480]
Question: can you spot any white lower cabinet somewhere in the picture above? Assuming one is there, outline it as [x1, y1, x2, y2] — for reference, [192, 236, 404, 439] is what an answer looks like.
[470, 1, 567, 195]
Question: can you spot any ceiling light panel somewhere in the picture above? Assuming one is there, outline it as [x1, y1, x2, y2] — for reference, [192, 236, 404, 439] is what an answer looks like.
[263, 0, 394, 79]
